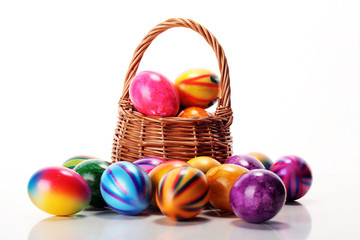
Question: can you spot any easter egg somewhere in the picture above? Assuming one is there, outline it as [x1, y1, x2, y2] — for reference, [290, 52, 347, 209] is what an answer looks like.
[187, 156, 221, 174]
[225, 155, 265, 170]
[156, 166, 210, 221]
[205, 164, 248, 212]
[174, 68, 220, 109]
[177, 106, 210, 118]
[270, 155, 312, 201]
[247, 152, 273, 170]
[100, 162, 152, 215]
[129, 71, 180, 117]
[74, 160, 110, 208]
[230, 169, 286, 223]
[148, 160, 189, 207]
[28, 166, 91, 216]
[133, 157, 165, 174]
[62, 155, 98, 169]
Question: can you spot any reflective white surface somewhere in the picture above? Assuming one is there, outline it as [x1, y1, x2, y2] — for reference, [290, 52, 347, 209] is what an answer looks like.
[2, 173, 359, 240]
[27, 203, 311, 240]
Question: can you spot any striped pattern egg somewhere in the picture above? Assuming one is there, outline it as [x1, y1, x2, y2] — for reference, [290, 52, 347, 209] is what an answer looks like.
[62, 155, 98, 169]
[148, 160, 189, 207]
[100, 162, 152, 215]
[175, 68, 220, 109]
[270, 155, 312, 201]
[156, 166, 210, 221]
[133, 157, 165, 174]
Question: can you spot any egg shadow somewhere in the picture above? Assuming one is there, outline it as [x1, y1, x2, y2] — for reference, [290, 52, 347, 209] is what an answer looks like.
[84, 206, 111, 212]
[155, 216, 210, 226]
[231, 219, 290, 230]
[94, 210, 150, 220]
[201, 208, 237, 218]
[145, 206, 163, 215]
[285, 200, 302, 206]
[40, 214, 87, 221]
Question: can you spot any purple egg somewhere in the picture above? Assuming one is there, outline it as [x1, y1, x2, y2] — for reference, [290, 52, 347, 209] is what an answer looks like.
[229, 169, 286, 223]
[225, 155, 265, 170]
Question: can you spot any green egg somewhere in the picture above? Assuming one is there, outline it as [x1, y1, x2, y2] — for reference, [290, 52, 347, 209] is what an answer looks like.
[74, 159, 111, 208]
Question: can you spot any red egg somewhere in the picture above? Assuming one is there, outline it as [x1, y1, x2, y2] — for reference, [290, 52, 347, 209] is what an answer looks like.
[129, 71, 180, 117]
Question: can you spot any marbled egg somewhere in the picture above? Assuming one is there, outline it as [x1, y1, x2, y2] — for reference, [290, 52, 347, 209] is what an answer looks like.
[129, 71, 180, 117]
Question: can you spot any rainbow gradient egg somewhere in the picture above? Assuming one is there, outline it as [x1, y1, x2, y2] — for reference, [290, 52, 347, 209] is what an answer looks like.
[28, 166, 91, 216]
[100, 162, 152, 215]
[175, 68, 220, 109]
[156, 166, 209, 220]
[133, 157, 165, 174]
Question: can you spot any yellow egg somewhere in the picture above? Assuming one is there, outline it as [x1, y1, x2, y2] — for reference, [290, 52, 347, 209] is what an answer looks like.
[175, 68, 220, 109]
[187, 156, 221, 174]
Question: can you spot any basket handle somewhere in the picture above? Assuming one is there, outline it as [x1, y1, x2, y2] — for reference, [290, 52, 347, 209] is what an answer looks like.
[120, 18, 232, 127]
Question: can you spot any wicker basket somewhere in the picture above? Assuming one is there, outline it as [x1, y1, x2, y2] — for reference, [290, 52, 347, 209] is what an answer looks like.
[112, 18, 233, 164]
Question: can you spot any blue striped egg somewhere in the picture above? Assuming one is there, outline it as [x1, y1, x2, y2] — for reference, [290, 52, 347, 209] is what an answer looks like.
[100, 162, 152, 215]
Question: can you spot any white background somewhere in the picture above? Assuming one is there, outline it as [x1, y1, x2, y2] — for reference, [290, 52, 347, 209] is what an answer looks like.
[1, 1, 360, 239]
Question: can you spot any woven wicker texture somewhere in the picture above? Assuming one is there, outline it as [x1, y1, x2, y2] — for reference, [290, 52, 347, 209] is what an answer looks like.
[112, 18, 233, 163]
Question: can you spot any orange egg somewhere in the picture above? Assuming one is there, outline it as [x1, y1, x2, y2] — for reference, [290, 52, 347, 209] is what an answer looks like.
[177, 107, 210, 118]
[148, 160, 189, 207]
[205, 164, 248, 212]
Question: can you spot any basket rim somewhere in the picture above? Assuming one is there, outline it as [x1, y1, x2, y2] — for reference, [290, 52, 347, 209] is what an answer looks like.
[118, 97, 233, 126]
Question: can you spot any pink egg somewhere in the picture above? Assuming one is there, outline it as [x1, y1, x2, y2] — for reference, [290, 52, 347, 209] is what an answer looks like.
[129, 71, 180, 117]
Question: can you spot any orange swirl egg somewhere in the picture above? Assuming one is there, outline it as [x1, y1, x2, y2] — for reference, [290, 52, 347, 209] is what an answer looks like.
[148, 160, 189, 207]
[156, 166, 209, 220]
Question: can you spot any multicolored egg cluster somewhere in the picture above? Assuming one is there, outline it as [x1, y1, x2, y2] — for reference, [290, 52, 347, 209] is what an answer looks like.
[129, 68, 220, 117]
[28, 152, 312, 223]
